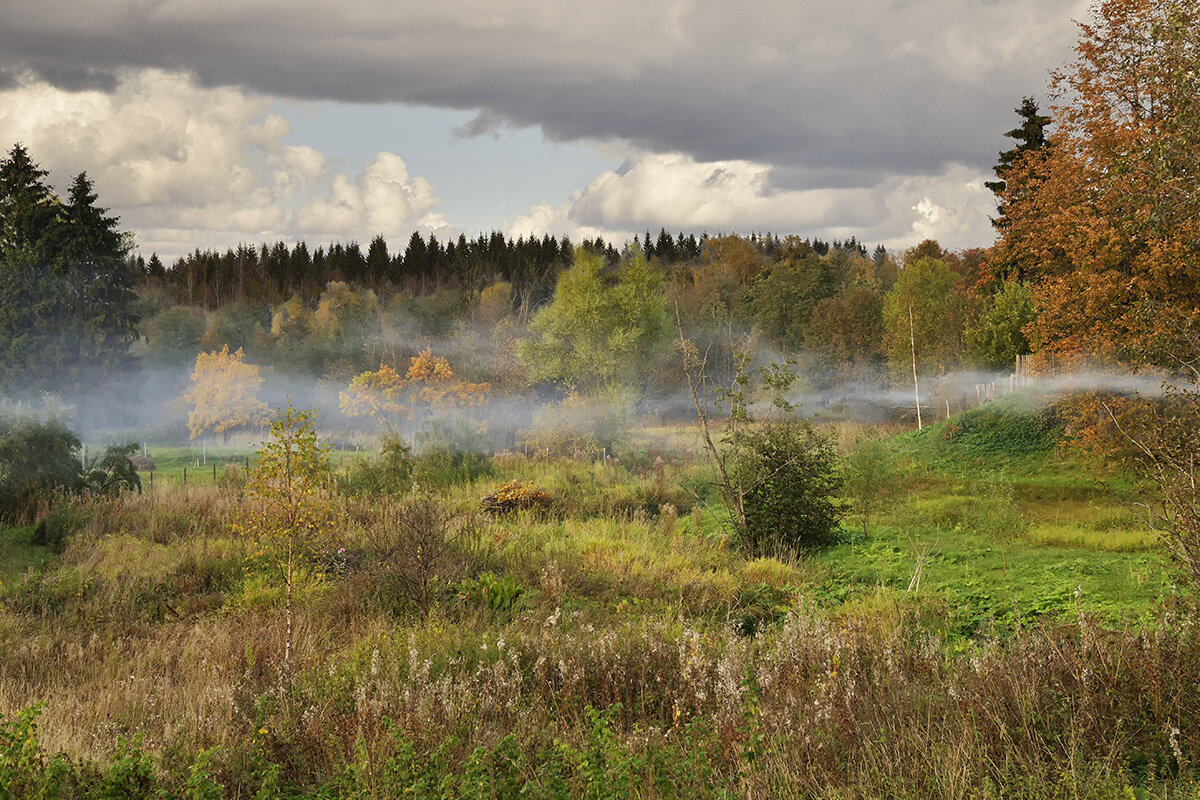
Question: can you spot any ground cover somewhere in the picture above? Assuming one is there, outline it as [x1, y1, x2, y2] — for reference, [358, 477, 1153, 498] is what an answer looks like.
[1, 398, 1196, 797]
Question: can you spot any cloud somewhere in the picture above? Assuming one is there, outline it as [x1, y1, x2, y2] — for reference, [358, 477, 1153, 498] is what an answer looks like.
[0, 71, 451, 259]
[507, 151, 996, 250]
[0, 0, 1089, 188]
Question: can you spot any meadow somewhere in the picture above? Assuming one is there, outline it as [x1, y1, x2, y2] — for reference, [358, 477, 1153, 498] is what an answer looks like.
[1, 398, 1197, 799]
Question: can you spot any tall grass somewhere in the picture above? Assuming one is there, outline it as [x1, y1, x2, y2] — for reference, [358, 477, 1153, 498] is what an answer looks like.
[1, 436, 1197, 797]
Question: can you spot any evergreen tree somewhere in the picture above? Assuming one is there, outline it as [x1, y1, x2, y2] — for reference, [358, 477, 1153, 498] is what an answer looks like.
[984, 97, 1051, 197]
[0, 143, 55, 258]
[0, 148, 138, 394]
[365, 234, 389, 286]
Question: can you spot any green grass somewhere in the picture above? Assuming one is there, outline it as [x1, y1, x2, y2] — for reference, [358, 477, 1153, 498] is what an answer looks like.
[816, 395, 1171, 629]
[0, 525, 53, 583]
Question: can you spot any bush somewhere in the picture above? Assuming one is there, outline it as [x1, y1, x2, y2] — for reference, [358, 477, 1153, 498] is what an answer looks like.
[0, 412, 82, 523]
[412, 419, 494, 487]
[413, 448, 493, 488]
[338, 436, 413, 495]
[30, 504, 89, 553]
[842, 436, 901, 537]
[84, 442, 142, 496]
[522, 393, 632, 459]
[730, 420, 844, 554]
[480, 480, 553, 515]
[363, 495, 474, 614]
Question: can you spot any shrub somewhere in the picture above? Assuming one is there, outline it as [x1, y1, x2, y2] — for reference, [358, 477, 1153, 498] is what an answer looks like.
[0, 412, 82, 523]
[30, 503, 89, 553]
[363, 495, 473, 614]
[522, 393, 632, 459]
[841, 436, 901, 537]
[84, 442, 142, 496]
[338, 435, 413, 495]
[413, 448, 493, 488]
[730, 420, 844, 554]
[481, 480, 553, 515]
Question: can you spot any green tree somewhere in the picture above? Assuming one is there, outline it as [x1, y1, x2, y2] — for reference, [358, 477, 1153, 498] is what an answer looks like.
[201, 301, 264, 355]
[965, 281, 1036, 371]
[519, 247, 668, 394]
[61, 172, 139, 378]
[841, 437, 900, 538]
[883, 257, 965, 378]
[804, 286, 885, 370]
[0, 143, 56, 258]
[743, 253, 831, 351]
[365, 234, 390, 285]
[677, 319, 843, 553]
[235, 403, 336, 671]
[0, 411, 82, 523]
[731, 420, 844, 554]
[144, 306, 206, 367]
[0, 147, 139, 394]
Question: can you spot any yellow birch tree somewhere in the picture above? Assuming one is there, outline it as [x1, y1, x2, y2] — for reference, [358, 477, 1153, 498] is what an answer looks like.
[184, 345, 269, 442]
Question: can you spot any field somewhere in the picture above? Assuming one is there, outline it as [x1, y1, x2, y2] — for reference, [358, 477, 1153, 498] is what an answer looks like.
[1, 399, 1198, 798]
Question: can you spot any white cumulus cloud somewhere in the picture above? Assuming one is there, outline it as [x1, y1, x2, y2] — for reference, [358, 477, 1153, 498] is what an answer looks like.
[0, 70, 452, 259]
[508, 151, 996, 251]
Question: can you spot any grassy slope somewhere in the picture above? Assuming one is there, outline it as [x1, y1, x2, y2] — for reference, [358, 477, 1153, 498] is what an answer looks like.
[816, 395, 1168, 629]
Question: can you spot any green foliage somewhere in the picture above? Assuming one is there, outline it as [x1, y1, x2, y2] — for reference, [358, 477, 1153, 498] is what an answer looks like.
[520, 248, 668, 395]
[144, 306, 206, 367]
[963, 472, 1027, 540]
[458, 571, 525, 616]
[413, 448, 494, 489]
[743, 253, 833, 350]
[412, 419, 494, 488]
[805, 285, 886, 370]
[337, 436, 413, 495]
[938, 402, 1064, 458]
[0, 147, 139, 394]
[841, 436, 901, 537]
[84, 442, 142, 496]
[0, 411, 81, 524]
[882, 256, 965, 377]
[30, 503, 88, 553]
[201, 300, 263, 355]
[730, 420, 844, 554]
[966, 280, 1036, 370]
[236, 401, 336, 665]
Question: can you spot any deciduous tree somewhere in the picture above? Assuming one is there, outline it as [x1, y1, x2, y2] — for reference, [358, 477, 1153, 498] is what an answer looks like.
[184, 345, 269, 442]
[340, 349, 489, 436]
[519, 248, 668, 394]
[234, 403, 336, 671]
[991, 0, 1200, 366]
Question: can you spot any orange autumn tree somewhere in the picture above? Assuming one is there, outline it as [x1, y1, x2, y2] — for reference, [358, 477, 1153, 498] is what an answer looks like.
[989, 0, 1200, 367]
[185, 345, 270, 442]
[340, 349, 489, 438]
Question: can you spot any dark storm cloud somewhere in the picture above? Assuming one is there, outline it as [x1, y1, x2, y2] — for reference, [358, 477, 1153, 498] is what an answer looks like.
[0, 0, 1085, 188]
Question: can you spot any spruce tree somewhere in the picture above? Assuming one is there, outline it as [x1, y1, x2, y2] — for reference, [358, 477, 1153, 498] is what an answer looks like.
[984, 97, 1051, 197]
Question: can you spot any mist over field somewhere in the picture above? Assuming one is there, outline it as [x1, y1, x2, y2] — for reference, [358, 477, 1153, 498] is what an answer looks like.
[2, 1, 1200, 798]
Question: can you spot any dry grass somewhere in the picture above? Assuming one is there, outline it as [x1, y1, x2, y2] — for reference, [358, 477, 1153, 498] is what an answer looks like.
[2, 468, 1199, 797]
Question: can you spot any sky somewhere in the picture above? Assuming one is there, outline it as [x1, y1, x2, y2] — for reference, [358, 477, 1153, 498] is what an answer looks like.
[0, 0, 1089, 261]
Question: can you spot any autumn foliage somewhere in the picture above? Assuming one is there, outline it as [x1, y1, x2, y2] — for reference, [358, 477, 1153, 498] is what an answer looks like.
[990, 0, 1200, 367]
[480, 479, 552, 514]
[340, 349, 489, 431]
[184, 345, 269, 442]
